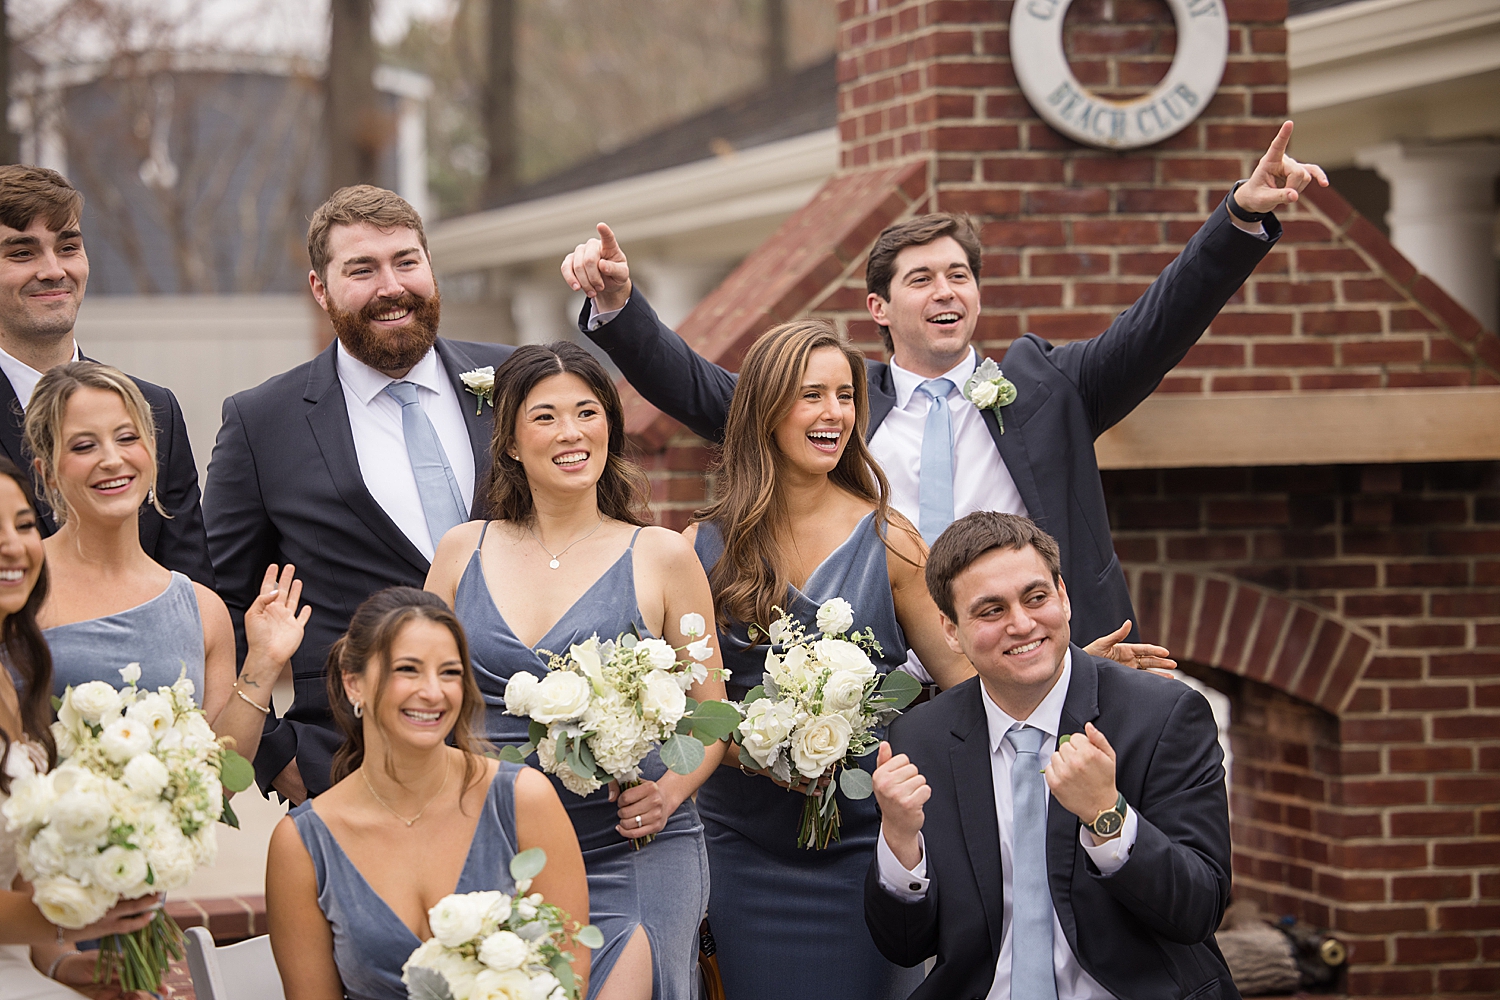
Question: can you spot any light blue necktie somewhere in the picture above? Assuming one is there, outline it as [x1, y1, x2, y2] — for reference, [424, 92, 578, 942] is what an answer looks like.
[1006, 724, 1058, 1000]
[917, 378, 955, 545]
[384, 380, 468, 548]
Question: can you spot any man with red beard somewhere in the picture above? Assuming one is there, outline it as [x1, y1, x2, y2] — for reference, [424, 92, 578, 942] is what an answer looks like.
[204, 185, 513, 801]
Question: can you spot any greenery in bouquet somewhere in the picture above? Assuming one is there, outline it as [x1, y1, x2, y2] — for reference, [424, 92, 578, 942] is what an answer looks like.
[403, 847, 604, 1000]
[0, 664, 255, 993]
[734, 598, 921, 849]
[499, 614, 741, 845]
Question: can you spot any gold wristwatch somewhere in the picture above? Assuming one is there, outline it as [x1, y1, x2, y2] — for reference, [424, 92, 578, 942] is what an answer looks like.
[1089, 793, 1127, 837]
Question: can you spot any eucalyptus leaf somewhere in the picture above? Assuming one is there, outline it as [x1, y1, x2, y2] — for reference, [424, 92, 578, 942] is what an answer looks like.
[509, 846, 547, 882]
[660, 733, 706, 774]
[742, 684, 767, 705]
[405, 965, 456, 1000]
[219, 797, 240, 830]
[551, 954, 576, 994]
[528, 720, 549, 745]
[877, 670, 922, 710]
[218, 749, 256, 793]
[838, 767, 874, 800]
[575, 924, 605, 950]
[497, 745, 529, 765]
[687, 700, 742, 742]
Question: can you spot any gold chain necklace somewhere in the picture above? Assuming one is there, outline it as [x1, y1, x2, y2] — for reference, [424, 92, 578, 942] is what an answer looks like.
[529, 516, 605, 570]
[360, 754, 450, 827]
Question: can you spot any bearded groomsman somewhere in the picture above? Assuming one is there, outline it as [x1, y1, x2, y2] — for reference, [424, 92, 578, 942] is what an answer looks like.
[0, 165, 212, 583]
[204, 185, 514, 801]
[562, 123, 1326, 655]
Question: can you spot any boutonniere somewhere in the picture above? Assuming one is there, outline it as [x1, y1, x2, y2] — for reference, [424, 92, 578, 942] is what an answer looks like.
[961, 358, 1018, 433]
[459, 366, 496, 415]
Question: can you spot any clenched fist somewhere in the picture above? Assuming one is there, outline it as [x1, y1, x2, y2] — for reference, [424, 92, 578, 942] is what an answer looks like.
[1044, 722, 1121, 839]
[873, 741, 930, 871]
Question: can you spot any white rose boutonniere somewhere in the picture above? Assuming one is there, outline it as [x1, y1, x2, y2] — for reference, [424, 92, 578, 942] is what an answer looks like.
[961, 357, 1018, 432]
[460, 366, 497, 414]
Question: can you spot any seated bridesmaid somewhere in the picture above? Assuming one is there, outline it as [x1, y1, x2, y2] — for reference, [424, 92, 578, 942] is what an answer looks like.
[0, 457, 161, 1000]
[267, 587, 589, 1000]
[25, 361, 306, 761]
[426, 342, 726, 1000]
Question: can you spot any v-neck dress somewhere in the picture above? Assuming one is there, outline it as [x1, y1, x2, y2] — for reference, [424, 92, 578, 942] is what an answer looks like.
[454, 523, 708, 1000]
[693, 512, 924, 1000]
[289, 762, 522, 1000]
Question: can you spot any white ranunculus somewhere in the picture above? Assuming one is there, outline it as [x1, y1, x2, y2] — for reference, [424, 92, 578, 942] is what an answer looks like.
[122, 753, 170, 798]
[189, 822, 219, 868]
[2, 771, 54, 828]
[431, 951, 485, 1000]
[969, 379, 1000, 409]
[146, 822, 199, 890]
[528, 672, 591, 724]
[178, 713, 216, 747]
[23, 827, 74, 878]
[99, 718, 153, 763]
[821, 669, 869, 713]
[119, 663, 142, 687]
[428, 893, 489, 948]
[679, 613, 706, 638]
[483, 891, 512, 927]
[686, 637, 713, 663]
[637, 638, 676, 672]
[523, 972, 561, 1000]
[68, 682, 123, 725]
[472, 968, 532, 1000]
[33, 877, 115, 929]
[502, 672, 540, 716]
[641, 671, 687, 726]
[50, 785, 112, 844]
[812, 638, 876, 679]
[737, 699, 798, 769]
[93, 844, 150, 894]
[789, 714, 852, 778]
[816, 598, 855, 636]
[127, 695, 174, 742]
[477, 930, 529, 972]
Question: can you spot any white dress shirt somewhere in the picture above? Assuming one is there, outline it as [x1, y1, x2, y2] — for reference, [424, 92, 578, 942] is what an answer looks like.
[0, 341, 81, 411]
[876, 652, 1140, 1000]
[335, 342, 475, 560]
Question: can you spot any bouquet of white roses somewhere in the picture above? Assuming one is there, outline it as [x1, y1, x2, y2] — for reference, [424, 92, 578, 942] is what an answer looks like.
[733, 598, 921, 849]
[499, 614, 740, 843]
[1, 664, 255, 993]
[403, 848, 603, 1000]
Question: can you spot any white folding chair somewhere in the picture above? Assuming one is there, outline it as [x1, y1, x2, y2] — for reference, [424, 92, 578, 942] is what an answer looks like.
[184, 926, 287, 1000]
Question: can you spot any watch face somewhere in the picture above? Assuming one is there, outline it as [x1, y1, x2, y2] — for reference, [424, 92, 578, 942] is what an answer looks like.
[1093, 811, 1122, 836]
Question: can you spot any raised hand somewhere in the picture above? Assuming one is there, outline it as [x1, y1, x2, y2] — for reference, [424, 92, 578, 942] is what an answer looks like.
[1044, 722, 1119, 835]
[244, 563, 310, 667]
[872, 741, 929, 870]
[560, 222, 632, 313]
[1233, 121, 1329, 215]
[1083, 620, 1177, 677]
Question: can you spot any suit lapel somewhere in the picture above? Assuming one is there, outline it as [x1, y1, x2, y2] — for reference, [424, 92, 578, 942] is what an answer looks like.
[950, 686, 1004, 959]
[1049, 646, 1103, 958]
[434, 339, 494, 518]
[303, 343, 430, 575]
[980, 356, 1049, 532]
[864, 361, 895, 441]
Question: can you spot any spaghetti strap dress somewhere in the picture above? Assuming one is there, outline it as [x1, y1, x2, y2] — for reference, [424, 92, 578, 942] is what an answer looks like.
[692, 512, 925, 1000]
[454, 523, 709, 1000]
[289, 762, 524, 1000]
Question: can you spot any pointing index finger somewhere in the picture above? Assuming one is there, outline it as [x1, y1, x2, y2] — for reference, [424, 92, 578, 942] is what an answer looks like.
[597, 222, 619, 258]
[1264, 120, 1293, 164]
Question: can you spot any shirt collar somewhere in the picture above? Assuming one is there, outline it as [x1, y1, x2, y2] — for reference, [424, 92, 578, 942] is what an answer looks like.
[335, 340, 446, 406]
[981, 648, 1073, 755]
[889, 348, 979, 410]
[0, 340, 81, 409]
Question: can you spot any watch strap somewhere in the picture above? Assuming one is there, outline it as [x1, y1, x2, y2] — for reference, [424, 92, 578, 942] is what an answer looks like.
[1228, 180, 1272, 224]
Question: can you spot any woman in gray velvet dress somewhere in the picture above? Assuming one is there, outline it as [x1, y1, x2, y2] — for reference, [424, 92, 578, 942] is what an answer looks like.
[426, 342, 727, 1000]
[682, 321, 974, 1000]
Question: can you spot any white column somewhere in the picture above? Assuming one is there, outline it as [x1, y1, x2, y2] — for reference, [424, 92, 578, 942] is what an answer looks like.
[633, 260, 727, 329]
[1357, 142, 1500, 334]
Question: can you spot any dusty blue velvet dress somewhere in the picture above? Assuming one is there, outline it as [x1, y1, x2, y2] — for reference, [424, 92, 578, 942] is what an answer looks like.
[290, 762, 523, 1000]
[694, 512, 924, 1000]
[454, 523, 709, 1000]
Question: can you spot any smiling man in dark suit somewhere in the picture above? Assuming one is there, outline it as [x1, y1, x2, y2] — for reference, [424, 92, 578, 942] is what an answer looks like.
[203, 185, 513, 801]
[561, 123, 1325, 654]
[866, 512, 1236, 1000]
[0, 165, 211, 584]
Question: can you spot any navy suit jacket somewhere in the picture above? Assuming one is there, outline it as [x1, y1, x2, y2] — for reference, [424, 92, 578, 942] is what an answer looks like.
[203, 337, 513, 796]
[0, 364, 213, 586]
[580, 195, 1279, 646]
[865, 648, 1238, 1000]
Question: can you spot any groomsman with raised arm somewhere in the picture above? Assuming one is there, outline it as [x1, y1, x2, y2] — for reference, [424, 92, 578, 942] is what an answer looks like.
[204, 185, 514, 801]
[561, 123, 1326, 655]
[0, 165, 212, 584]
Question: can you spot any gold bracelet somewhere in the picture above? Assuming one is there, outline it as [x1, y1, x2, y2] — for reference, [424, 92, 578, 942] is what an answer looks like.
[235, 685, 271, 715]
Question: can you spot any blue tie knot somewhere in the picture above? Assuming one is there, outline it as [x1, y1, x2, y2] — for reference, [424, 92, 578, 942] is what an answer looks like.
[385, 380, 421, 406]
[918, 378, 954, 407]
[1006, 725, 1047, 757]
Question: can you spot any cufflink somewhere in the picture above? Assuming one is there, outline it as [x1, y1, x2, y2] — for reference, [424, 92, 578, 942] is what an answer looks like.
[909, 882, 922, 891]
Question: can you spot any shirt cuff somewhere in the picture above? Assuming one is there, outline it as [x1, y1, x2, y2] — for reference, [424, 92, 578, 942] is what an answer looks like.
[586, 298, 626, 330]
[876, 830, 929, 901]
[1080, 804, 1139, 875]
[1228, 214, 1268, 240]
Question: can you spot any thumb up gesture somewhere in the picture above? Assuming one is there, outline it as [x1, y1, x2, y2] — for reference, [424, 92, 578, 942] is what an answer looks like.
[873, 741, 929, 870]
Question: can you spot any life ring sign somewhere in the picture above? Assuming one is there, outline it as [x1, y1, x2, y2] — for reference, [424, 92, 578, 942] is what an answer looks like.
[1011, 0, 1229, 150]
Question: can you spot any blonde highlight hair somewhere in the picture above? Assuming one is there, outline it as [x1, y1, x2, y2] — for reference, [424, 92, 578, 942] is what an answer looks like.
[24, 362, 167, 527]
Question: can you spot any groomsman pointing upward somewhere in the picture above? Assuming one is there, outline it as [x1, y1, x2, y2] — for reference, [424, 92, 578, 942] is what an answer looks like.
[204, 186, 514, 801]
[562, 122, 1326, 652]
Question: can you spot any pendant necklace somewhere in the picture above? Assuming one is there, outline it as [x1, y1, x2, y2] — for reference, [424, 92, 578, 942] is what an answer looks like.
[530, 516, 605, 569]
[361, 754, 449, 827]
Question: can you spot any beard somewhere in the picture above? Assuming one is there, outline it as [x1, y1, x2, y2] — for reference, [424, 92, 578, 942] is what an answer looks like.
[329, 288, 442, 374]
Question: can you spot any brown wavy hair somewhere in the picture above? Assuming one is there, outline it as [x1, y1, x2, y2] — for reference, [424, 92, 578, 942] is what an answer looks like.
[327, 588, 488, 804]
[0, 458, 55, 795]
[694, 320, 908, 632]
[485, 342, 652, 527]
